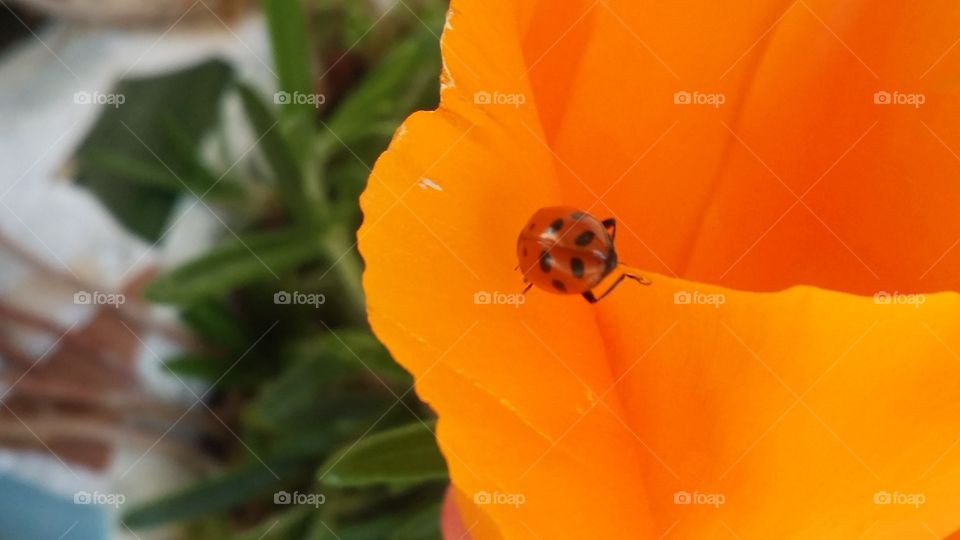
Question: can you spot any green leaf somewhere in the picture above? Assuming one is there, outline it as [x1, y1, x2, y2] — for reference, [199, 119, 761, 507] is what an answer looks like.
[82, 152, 185, 193]
[306, 514, 405, 540]
[319, 422, 447, 487]
[260, 0, 313, 109]
[160, 117, 244, 200]
[390, 503, 442, 540]
[321, 23, 441, 157]
[246, 350, 404, 444]
[162, 353, 230, 382]
[236, 83, 316, 224]
[74, 59, 234, 241]
[260, 0, 316, 153]
[286, 330, 411, 384]
[123, 455, 310, 528]
[83, 149, 242, 202]
[234, 506, 315, 540]
[179, 298, 251, 351]
[144, 228, 322, 304]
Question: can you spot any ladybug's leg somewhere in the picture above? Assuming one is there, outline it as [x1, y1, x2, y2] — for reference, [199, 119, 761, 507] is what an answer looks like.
[584, 271, 653, 303]
[521, 282, 533, 296]
[625, 273, 652, 286]
[585, 273, 627, 302]
[602, 218, 616, 241]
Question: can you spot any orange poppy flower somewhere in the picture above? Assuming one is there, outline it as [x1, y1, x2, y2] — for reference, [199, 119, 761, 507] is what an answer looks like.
[359, 0, 960, 537]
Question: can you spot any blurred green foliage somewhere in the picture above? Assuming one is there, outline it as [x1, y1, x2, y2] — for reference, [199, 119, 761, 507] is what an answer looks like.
[71, 0, 450, 537]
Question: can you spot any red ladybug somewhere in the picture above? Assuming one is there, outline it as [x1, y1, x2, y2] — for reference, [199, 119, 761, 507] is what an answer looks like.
[516, 206, 651, 303]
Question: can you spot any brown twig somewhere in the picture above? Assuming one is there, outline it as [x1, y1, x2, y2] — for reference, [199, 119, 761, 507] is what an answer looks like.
[0, 232, 197, 349]
[0, 416, 219, 474]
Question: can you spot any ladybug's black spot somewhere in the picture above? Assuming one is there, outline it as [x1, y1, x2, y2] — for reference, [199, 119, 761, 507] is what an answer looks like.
[528, 222, 536, 231]
[539, 251, 553, 272]
[570, 257, 584, 278]
[571, 211, 585, 221]
[574, 230, 595, 246]
[548, 218, 564, 233]
[552, 279, 567, 292]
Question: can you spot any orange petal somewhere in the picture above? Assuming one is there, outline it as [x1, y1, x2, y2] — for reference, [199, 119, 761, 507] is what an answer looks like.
[359, 0, 960, 537]
[520, 0, 960, 295]
[441, 487, 469, 539]
[601, 278, 960, 537]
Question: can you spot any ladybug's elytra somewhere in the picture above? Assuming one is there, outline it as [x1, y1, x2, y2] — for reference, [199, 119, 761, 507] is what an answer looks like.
[516, 206, 651, 303]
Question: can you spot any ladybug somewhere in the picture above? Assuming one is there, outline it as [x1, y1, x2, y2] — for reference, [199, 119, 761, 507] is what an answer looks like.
[516, 206, 651, 303]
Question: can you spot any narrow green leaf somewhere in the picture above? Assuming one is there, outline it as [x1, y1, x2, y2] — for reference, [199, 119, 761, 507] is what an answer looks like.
[179, 298, 251, 351]
[234, 506, 315, 540]
[390, 503, 442, 540]
[162, 353, 230, 382]
[123, 456, 309, 528]
[285, 330, 411, 384]
[306, 513, 405, 540]
[260, 0, 313, 106]
[319, 422, 447, 487]
[84, 149, 242, 201]
[236, 83, 315, 224]
[144, 228, 322, 304]
[321, 25, 441, 156]
[82, 152, 185, 193]
[260, 0, 316, 153]
[160, 117, 243, 200]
